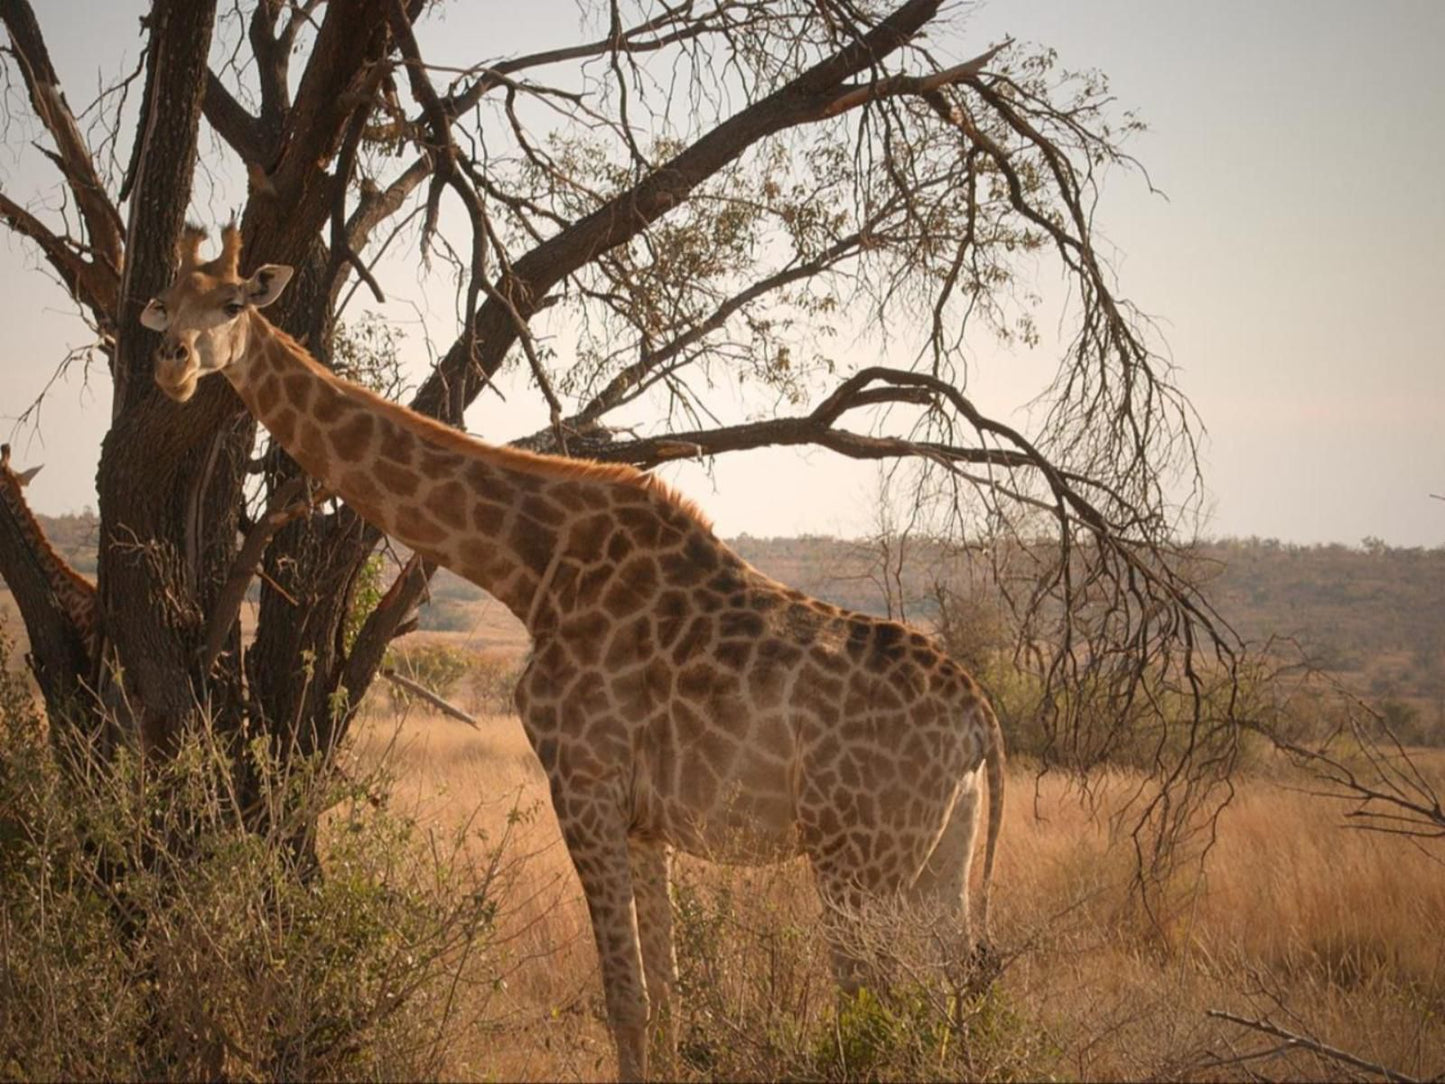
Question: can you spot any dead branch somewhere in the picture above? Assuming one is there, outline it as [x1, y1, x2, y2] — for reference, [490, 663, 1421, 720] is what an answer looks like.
[1206, 1009, 1423, 1083]
[0, 0, 124, 274]
[0, 191, 117, 320]
[1254, 723, 1445, 841]
[379, 667, 480, 730]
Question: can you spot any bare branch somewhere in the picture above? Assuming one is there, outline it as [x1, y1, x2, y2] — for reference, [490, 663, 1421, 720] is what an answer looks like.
[379, 667, 481, 729]
[0, 0, 124, 275]
[0, 190, 117, 320]
[412, 0, 969, 423]
[1206, 1009, 1423, 1083]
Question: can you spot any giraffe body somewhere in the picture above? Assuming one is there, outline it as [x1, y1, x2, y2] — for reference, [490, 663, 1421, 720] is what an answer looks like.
[142, 228, 1005, 1082]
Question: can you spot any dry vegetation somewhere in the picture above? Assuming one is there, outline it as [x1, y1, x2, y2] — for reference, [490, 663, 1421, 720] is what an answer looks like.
[341, 701, 1445, 1081]
[4, 526, 1443, 1079]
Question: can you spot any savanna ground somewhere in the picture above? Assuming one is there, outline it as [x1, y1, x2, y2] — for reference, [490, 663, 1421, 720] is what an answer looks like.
[339, 683, 1445, 1082]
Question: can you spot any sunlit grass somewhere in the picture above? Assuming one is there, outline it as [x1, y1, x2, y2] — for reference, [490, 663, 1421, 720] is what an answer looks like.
[344, 706, 1445, 1081]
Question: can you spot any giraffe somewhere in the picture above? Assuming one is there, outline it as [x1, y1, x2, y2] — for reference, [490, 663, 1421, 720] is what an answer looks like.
[0, 444, 99, 660]
[141, 226, 1006, 1082]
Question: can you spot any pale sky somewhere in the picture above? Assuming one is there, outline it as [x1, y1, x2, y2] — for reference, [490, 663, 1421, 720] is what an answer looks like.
[3, 1, 1443, 547]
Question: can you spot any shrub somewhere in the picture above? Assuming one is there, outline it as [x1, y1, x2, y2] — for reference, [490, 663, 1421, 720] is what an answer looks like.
[669, 862, 1054, 1081]
[0, 633, 501, 1081]
[466, 651, 526, 716]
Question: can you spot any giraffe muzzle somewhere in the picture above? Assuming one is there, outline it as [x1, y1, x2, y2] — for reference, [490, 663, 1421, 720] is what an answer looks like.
[155, 343, 201, 403]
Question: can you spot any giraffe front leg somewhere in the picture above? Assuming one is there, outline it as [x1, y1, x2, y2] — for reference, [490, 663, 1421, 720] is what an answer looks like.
[559, 805, 651, 1082]
[629, 839, 678, 1076]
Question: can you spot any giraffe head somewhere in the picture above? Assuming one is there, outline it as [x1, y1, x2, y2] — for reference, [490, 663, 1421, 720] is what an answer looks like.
[0, 445, 43, 492]
[140, 225, 294, 402]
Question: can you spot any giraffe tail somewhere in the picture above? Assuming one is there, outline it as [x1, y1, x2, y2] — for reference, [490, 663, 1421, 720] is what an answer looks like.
[976, 698, 1006, 949]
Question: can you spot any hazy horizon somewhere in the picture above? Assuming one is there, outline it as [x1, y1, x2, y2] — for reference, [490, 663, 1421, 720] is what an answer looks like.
[3, 1, 1442, 548]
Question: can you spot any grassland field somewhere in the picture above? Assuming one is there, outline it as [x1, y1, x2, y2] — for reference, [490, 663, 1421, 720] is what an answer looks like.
[339, 697, 1445, 1081]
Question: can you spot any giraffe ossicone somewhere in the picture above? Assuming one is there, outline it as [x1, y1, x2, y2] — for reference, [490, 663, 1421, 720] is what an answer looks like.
[143, 226, 1006, 1082]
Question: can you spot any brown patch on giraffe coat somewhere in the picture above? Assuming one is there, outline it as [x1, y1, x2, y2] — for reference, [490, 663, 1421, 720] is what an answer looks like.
[719, 610, 765, 640]
[657, 549, 706, 586]
[603, 615, 654, 671]
[456, 537, 495, 580]
[574, 565, 614, 609]
[511, 520, 556, 576]
[714, 638, 753, 672]
[809, 645, 851, 677]
[374, 459, 421, 497]
[756, 638, 803, 670]
[559, 610, 611, 666]
[671, 614, 713, 665]
[673, 700, 708, 743]
[269, 407, 298, 446]
[616, 506, 668, 549]
[254, 376, 281, 415]
[466, 461, 518, 503]
[611, 658, 669, 719]
[519, 495, 566, 529]
[312, 384, 349, 424]
[283, 372, 313, 411]
[341, 469, 381, 506]
[694, 727, 741, 777]
[654, 590, 689, 649]
[419, 447, 465, 476]
[472, 500, 506, 535]
[378, 421, 416, 464]
[747, 654, 789, 711]
[331, 412, 374, 462]
[398, 507, 447, 546]
[601, 556, 659, 619]
[567, 512, 614, 558]
[604, 532, 634, 564]
[298, 425, 331, 476]
[423, 479, 469, 530]
[549, 480, 606, 513]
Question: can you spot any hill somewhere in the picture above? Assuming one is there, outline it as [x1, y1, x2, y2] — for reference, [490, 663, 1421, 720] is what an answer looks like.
[4, 513, 1441, 737]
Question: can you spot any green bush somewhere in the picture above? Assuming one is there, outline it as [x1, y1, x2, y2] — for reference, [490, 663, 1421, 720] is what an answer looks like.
[670, 864, 1054, 1081]
[0, 630, 500, 1081]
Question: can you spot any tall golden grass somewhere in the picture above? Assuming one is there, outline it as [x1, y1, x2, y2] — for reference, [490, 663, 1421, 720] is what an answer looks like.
[345, 709, 1445, 1081]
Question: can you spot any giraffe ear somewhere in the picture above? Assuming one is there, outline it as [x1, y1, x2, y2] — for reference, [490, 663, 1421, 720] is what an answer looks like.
[140, 299, 169, 332]
[17, 465, 42, 486]
[243, 264, 294, 309]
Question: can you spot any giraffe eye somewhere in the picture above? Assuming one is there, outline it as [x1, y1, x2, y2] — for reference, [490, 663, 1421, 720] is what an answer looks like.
[224, 301, 245, 317]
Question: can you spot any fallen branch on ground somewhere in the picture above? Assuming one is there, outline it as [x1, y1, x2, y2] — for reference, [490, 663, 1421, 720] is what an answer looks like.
[379, 667, 481, 729]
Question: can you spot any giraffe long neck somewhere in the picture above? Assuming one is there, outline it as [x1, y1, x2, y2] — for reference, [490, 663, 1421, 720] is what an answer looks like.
[224, 314, 578, 626]
[0, 478, 99, 653]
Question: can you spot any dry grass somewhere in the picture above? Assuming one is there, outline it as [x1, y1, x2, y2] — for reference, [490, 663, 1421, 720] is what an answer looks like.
[344, 707, 1445, 1081]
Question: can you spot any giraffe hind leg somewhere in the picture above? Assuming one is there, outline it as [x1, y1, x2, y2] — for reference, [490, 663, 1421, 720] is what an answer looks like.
[629, 839, 678, 1077]
[555, 797, 650, 1081]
